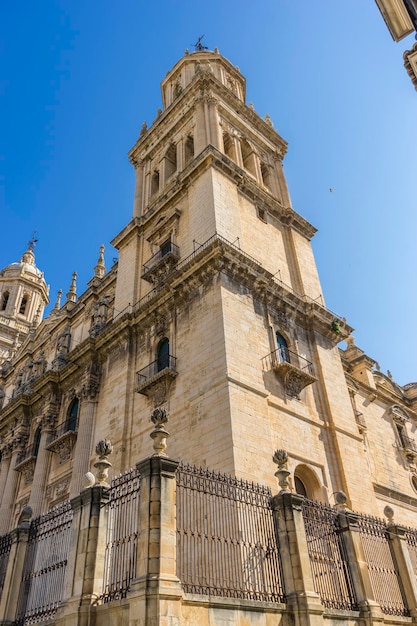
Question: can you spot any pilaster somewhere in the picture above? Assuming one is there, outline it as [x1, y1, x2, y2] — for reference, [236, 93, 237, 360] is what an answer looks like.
[0, 447, 22, 535]
[69, 365, 100, 498]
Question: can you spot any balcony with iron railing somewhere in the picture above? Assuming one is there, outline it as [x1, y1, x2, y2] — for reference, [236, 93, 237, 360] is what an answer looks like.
[262, 346, 317, 398]
[136, 355, 177, 399]
[46, 419, 78, 456]
[142, 242, 180, 283]
[398, 432, 417, 461]
[15, 444, 38, 472]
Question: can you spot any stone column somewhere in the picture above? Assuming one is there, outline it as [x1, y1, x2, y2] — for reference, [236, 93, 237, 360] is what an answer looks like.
[27, 424, 53, 517]
[274, 156, 291, 206]
[0, 447, 22, 535]
[0, 448, 12, 506]
[387, 522, 417, 619]
[69, 366, 100, 498]
[337, 509, 384, 623]
[194, 98, 207, 154]
[207, 97, 221, 149]
[130, 456, 182, 626]
[176, 139, 183, 172]
[232, 135, 243, 167]
[133, 160, 144, 218]
[0, 507, 31, 623]
[69, 400, 97, 498]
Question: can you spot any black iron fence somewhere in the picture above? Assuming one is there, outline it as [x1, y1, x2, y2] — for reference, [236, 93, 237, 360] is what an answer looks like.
[176, 463, 285, 602]
[136, 355, 177, 389]
[357, 513, 409, 616]
[15, 500, 73, 625]
[0, 532, 12, 602]
[302, 499, 357, 610]
[101, 467, 141, 603]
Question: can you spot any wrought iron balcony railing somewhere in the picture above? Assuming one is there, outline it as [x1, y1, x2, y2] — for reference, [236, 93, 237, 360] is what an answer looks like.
[399, 433, 417, 459]
[15, 444, 38, 470]
[136, 355, 177, 400]
[142, 242, 180, 282]
[262, 346, 316, 398]
[47, 420, 78, 446]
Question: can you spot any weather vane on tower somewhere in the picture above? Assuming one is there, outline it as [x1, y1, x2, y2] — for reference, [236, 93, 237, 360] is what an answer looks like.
[27, 230, 38, 251]
[192, 35, 208, 52]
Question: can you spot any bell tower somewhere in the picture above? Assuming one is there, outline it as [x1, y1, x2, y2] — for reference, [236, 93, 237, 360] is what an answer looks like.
[0, 242, 49, 364]
[109, 48, 376, 511]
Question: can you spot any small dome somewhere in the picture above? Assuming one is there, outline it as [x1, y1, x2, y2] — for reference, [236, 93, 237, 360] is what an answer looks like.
[2, 248, 44, 280]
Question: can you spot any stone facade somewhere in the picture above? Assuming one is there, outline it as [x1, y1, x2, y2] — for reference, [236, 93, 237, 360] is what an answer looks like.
[0, 49, 416, 624]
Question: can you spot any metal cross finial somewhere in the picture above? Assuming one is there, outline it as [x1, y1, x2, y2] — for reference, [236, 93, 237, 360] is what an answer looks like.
[27, 230, 38, 251]
[192, 35, 208, 52]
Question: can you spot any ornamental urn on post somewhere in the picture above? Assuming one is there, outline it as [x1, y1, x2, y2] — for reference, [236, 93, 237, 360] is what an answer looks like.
[150, 407, 170, 456]
[93, 439, 113, 488]
[273, 449, 291, 493]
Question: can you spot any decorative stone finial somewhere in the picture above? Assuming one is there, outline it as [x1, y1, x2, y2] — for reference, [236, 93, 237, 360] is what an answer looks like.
[265, 113, 273, 127]
[273, 449, 290, 493]
[248, 102, 255, 111]
[82, 472, 96, 489]
[18, 505, 32, 526]
[184, 48, 189, 55]
[140, 121, 148, 137]
[346, 335, 355, 348]
[93, 439, 113, 488]
[53, 289, 63, 311]
[94, 244, 106, 279]
[384, 505, 395, 524]
[66, 272, 77, 303]
[150, 408, 170, 456]
[334, 490, 349, 511]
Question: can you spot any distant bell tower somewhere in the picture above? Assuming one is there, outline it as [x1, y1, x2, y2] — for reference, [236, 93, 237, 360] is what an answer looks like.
[0, 240, 49, 364]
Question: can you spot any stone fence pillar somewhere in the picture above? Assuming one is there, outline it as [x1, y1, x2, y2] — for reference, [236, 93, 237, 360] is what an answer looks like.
[0, 510, 31, 624]
[55, 485, 110, 626]
[337, 510, 384, 624]
[387, 523, 417, 619]
[129, 455, 182, 626]
[271, 492, 324, 626]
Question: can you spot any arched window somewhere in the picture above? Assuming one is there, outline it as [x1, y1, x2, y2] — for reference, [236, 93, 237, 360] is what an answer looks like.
[294, 476, 308, 497]
[33, 427, 42, 457]
[260, 162, 272, 189]
[157, 338, 170, 372]
[165, 143, 177, 180]
[151, 170, 160, 197]
[276, 332, 290, 363]
[223, 133, 234, 160]
[66, 398, 79, 432]
[184, 135, 194, 164]
[294, 465, 323, 502]
[241, 139, 257, 177]
[19, 295, 28, 315]
[1, 291, 9, 311]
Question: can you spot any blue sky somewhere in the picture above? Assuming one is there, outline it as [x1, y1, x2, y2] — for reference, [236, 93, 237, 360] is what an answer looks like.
[1, 1, 416, 385]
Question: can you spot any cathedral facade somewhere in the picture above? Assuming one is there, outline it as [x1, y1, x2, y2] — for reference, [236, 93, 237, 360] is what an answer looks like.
[0, 49, 416, 625]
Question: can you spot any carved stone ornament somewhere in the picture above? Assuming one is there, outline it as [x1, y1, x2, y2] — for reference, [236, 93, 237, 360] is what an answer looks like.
[94, 439, 113, 488]
[272, 449, 290, 493]
[150, 408, 170, 456]
[272, 361, 317, 399]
